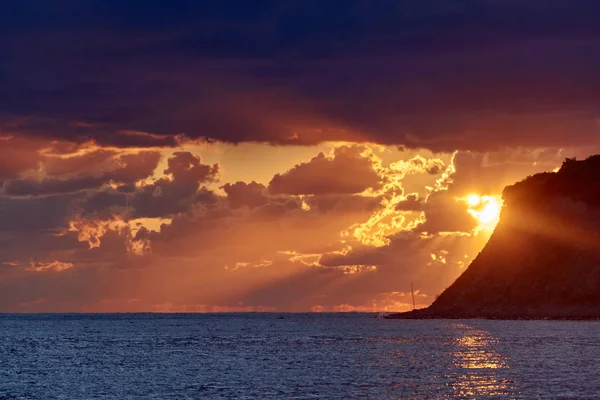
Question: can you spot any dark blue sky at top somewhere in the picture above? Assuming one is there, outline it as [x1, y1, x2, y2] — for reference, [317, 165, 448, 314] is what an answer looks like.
[2, 0, 600, 151]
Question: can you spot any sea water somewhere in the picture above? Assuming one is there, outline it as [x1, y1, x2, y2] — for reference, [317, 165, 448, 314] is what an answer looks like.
[1, 313, 599, 399]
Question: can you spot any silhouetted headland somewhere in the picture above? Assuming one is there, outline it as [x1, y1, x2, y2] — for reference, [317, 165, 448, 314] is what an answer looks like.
[387, 155, 600, 320]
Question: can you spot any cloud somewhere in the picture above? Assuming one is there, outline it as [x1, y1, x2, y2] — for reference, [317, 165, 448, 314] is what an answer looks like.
[221, 181, 269, 209]
[404, 156, 445, 175]
[269, 145, 383, 195]
[164, 151, 219, 183]
[2, 150, 162, 196]
[396, 193, 424, 211]
[0, 139, 413, 312]
[4, 2, 600, 151]
[43, 149, 118, 176]
[26, 260, 74, 273]
[2, 176, 108, 197]
[0, 149, 221, 277]
[0, 136, 43, 179]
[0, 231, 86, 266]
[125, 152, 219, 218]
[76, 151, 219, 219]
[0, 194, 77, 232]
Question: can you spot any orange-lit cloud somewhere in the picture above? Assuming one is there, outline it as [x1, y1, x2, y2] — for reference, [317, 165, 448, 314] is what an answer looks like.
[269, 145, 383, 195]
[26, 261, 74, 272]
[0, 137, 586, 312]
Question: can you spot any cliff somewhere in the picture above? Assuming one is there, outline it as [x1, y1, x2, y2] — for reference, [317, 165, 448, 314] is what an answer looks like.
[387, 155, 600, 319]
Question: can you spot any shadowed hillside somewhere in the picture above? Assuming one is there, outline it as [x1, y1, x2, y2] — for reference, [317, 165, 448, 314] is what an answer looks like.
[387, 155, 600, 319]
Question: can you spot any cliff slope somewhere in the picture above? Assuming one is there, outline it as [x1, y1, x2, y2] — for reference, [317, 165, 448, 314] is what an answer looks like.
[388, 156, 600, 319]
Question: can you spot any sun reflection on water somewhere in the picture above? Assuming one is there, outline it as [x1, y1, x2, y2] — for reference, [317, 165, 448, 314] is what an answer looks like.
[448, 324, 516, 398]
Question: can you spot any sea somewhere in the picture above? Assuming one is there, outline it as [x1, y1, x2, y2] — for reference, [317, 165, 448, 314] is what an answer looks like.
[1, 313, 600, 399]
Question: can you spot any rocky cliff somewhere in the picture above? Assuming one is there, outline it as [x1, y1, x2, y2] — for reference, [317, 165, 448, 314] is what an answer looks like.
[388, 155, 600, 319]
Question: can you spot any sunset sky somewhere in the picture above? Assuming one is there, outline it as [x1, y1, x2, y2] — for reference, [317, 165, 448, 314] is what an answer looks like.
[2, 1, 600, 312]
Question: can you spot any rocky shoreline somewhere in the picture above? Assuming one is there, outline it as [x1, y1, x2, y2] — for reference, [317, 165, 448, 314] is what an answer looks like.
[384, 308, 600, 320]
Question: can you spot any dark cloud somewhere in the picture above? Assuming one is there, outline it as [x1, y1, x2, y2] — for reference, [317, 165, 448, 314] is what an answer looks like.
[1, 118, 181, 149]
[396, 193, 424, 211]
[43, 149, 118, 176]
[2, 150, 161, 196]
[0, 151, 217, 239]
[127, 152, 219, 218]
[109, 151, 162, 182]
[46, 149, 161, 182]
[80, 151, 219, 219]
[128, 185, 218, 219]
[2, 1, 600, 150]
[80, 190, 129, 219]
[269, 146, 382, 195]
[222, 181, 269, 209]
[0, 231, 86, 265]
[409, 156, 445, 175]
[164, 151, 218, 183]
[0, 194, 77, 231]
[3, 176, 108, 196]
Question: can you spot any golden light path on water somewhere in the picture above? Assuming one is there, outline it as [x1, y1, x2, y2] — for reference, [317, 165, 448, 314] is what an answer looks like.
[448, 324, 515, 398]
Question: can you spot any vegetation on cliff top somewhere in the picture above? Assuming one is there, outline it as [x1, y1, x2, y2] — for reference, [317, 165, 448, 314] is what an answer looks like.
[504, 155, 600, 208]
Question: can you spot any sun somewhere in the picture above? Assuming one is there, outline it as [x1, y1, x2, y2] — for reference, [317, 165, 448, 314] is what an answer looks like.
[466, 194, 481, 207]
[463, 194, 502, 230]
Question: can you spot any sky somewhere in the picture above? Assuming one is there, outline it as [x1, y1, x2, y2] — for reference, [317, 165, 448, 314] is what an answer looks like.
[2, 0, 600, 312]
